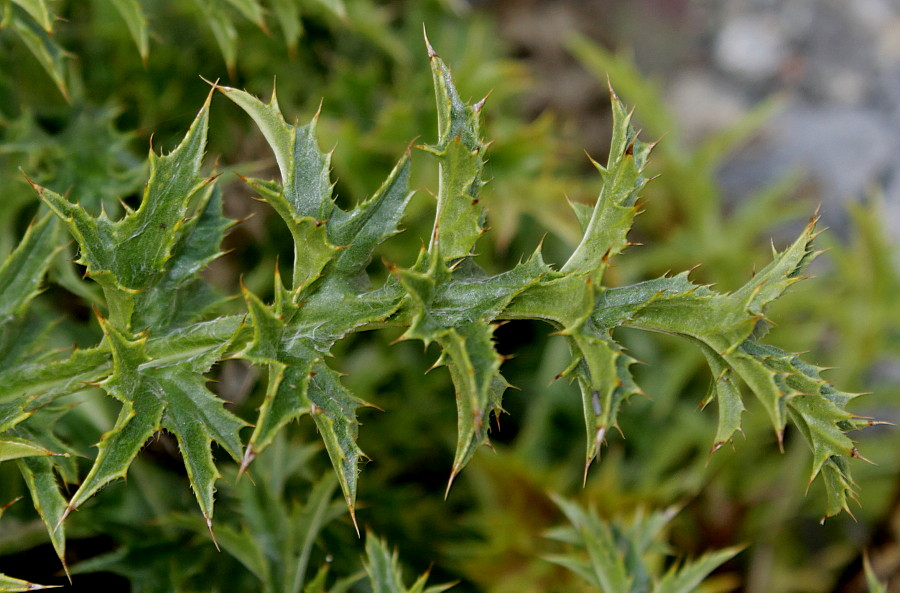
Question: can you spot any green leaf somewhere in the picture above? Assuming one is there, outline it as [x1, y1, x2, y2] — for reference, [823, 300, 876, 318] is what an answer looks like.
[422, 38, 488, 261]
[219, 85, 344, 294]
[863, 555, 887, 593]
[65, 317, 246, 528]
[7, 6, 69, 100]
[224, 0, 265, 27]
[11, 0, 52, 32]
[328, 151, 413, 280]
[288, 473, 344, 593]
[308, 0, 346, 20]
[270, 0, 303, 51]
[654, 546, 744, 593]
[393, 251, 546, 487]
[548, 496, 740, 593]
[547, 495, 632, 593]
[0, 435, 64, 462]
[0, 573, 60, 592]
[363, 532, 454, 593]
[239, 284, 374, 524]
[18, 457, 68, 576]
[0, 346, 111, 427]
[36, 94, 211, 326]
[0, 213, 58, 321]
[562, 89, 651, 278]
[694, 339, 744, 451]
[192, 0, 239, 75]
[105, 0, 149, 61]
[132, 184, 233, 330]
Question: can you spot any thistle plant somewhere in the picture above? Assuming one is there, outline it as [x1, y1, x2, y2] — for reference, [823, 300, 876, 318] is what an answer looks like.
[0, 39, 874, 589]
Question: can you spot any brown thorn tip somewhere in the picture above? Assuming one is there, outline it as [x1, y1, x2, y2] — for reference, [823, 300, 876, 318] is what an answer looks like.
[445, 466, 460, 500]
[206, 516, 220, 551]
[60, 555, 71, 584]
[55, 505, 73, 532]
[423, 25, 436, 58]
[349, 505, 360, 538]
[238, 447, 257, 480]
[850, 447, 873, 464]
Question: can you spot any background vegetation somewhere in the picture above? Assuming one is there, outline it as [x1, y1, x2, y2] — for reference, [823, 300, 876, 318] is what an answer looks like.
[0, 1, 896, 591]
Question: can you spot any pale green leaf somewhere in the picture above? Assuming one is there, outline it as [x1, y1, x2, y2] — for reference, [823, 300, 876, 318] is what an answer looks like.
[192, 0, 238, 74]
[8, 6, 69, 100]
[0, 436, 64, 462]
[106, 0, 149, 61]
[0, 573, 60, 591]
[364, 532, 454, 593]
[224, 0, 265, 27]
[11, 0, 52, 32]
[654, 546, 743, 593]
[863, 555, 887, 593]
[308, 0, 346, 20]
[270, 0, 303, 50]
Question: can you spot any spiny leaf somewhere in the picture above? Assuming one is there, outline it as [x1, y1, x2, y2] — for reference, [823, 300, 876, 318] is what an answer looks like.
[562, 89, 651, 277]
[546, 495, 632, 593]
[0, 346, 110, 426]
[240, 283, 375, 521]
[221, 83, 414, 295]
[731, 214, 820, 319]
[191, 0, 239, 75]
[393, 251, 546, 486]
[35, 94, 212, 326]
[217, 85, 333, 221]
[569, 330, 641, 479]
[306, 362, 368, 528]
[66, 317, 246, 527]
[422, 35, 488, 261]
[548, 496, 740, 593]
[328, 151, 413, 280]
[132, 184, 234, 330]
[694, 339, 744, 451]
[17, 457, 68, 578]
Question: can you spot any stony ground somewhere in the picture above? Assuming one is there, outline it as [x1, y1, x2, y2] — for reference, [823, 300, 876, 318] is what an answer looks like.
[487, 0, 900, 239]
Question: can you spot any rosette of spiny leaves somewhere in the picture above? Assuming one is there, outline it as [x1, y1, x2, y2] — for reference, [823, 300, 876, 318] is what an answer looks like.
[221, 38, 871, 522]
[545, 496, 744, 593]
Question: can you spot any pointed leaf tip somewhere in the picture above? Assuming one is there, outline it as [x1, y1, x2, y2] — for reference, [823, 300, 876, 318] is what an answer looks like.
[423, 26, 436, 58]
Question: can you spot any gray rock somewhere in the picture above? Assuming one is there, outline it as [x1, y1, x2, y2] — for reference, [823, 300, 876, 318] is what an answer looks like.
[714, 14, 787, 82]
